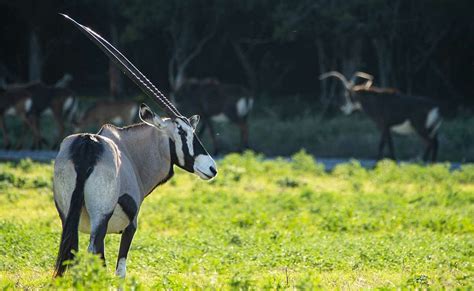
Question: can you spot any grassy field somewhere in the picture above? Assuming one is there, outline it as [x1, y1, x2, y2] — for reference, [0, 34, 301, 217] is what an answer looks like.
[0, 152, 473, 289]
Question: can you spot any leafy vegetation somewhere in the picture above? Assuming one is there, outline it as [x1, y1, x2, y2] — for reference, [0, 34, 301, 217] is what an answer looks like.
[0, 152, 473, 289]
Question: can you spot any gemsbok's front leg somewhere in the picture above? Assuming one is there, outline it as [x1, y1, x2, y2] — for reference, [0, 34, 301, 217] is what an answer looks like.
[115, 194, 138, 278]
[115, 223, 137, 277]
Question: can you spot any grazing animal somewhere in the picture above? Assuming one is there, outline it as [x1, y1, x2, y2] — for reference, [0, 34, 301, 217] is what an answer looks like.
[54, 15, 217, 278]
[73, 100, 138, 132]
[173, 78, 253, 154]
[10, 80, 76, 149]
[0, 86, 32, 148]
[320, 71, 442, 161]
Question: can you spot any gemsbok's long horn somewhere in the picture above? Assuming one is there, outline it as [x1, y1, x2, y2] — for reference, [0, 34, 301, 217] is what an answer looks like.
[60, 14, 182, 118]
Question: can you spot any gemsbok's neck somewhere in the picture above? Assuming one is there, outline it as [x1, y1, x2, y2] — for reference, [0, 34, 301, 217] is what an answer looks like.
[99, 123, 174, 197]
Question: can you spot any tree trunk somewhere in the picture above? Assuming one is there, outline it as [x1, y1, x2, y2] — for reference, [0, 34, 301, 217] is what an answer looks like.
[316, 39, 327, 101]
[109, 22, 123, 98]
[28, 29, 42, 82]
[232, 41, 258, 94]
[372, 38, 391, 87]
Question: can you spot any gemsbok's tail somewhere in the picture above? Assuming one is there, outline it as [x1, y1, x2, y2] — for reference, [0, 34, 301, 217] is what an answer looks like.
[54, 134, 103, 277]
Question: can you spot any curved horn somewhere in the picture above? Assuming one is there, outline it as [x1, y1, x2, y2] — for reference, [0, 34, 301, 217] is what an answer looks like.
[61, 14, 182, 118]
[350, 71, 374, 88]
[319, 71, 351, 90]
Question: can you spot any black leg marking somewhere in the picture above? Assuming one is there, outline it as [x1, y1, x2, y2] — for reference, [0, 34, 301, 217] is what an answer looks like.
[116, 224, 137, 271]
[89, 213, 113, 263]
[116, 194, 138, 277]
[118, 194, 138, 222]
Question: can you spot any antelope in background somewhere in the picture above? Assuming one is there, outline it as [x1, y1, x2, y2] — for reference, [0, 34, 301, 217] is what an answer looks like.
[0, 86, 32, 148]
[54, 15, 217, 278]
[173, 78, 254, 154]
[6, 74, 76, 149]
[72, 100, 138, 132]
[319, 71, 442, 162]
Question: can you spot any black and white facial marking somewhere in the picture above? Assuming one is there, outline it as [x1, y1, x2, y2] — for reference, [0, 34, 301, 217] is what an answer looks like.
[139, 103, 217, 180]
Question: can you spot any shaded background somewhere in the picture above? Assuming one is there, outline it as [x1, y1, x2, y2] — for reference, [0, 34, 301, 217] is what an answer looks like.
[0, 0, 473, 161]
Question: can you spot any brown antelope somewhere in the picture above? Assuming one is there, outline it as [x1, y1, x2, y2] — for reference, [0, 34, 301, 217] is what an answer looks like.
[0, 86, 32, 148]
[73, 100, 138, 132]
[8, 78, 76, 149]
[173, 78, 254, 154]
[320, 71, 442, 161]
[54, 14, 217, 278]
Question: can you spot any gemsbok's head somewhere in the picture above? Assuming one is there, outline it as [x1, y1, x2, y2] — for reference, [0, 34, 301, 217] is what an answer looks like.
[319, 71, 374, 115]
[139, 103, 217, 180]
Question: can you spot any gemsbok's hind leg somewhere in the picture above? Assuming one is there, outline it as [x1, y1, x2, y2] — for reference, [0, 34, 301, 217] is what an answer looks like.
[88, 213, 113, 262]
[84, 163, 119, 264]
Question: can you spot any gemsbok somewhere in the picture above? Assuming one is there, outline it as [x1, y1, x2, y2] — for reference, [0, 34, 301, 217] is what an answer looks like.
[319, 71, 442, 161]
[173, 78, 253, 154]
[53, 15, 217, 278]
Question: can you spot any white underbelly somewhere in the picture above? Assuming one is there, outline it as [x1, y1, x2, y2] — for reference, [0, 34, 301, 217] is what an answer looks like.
[391, 120, 415, 135]
[79, 204, 130, 234]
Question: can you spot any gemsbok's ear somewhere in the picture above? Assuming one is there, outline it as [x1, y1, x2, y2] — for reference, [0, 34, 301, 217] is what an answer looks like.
[189, 115, 200, 130]
[139, 103, 166, 129]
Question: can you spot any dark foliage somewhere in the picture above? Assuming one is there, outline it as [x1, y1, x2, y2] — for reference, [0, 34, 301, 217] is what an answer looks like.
[0, 0, 472, 109]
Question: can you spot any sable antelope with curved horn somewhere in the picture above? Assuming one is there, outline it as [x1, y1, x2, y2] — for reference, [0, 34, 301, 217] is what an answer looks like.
[319, 71, 442, 161]
[53, 15, 217, 278]
[173, 78, 253, 154]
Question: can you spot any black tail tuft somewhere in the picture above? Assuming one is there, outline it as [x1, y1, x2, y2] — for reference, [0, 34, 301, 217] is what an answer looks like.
[54, 134, 103, 277]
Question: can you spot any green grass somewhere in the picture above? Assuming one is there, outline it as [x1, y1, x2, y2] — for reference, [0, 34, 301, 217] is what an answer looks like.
[0, 152, 473, 289]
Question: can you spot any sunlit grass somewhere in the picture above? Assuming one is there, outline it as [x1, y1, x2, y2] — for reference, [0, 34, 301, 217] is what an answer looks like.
[0, 152, 473, 289]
